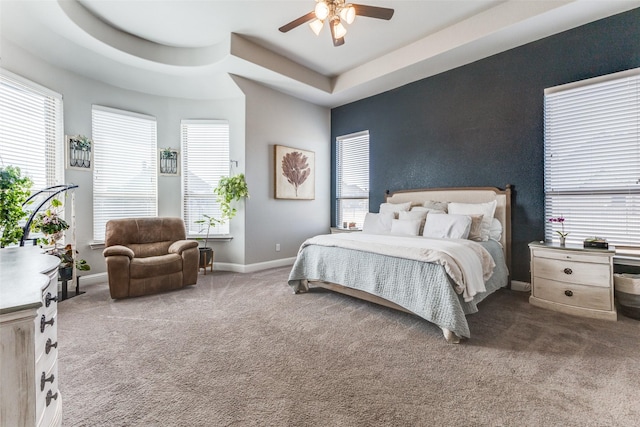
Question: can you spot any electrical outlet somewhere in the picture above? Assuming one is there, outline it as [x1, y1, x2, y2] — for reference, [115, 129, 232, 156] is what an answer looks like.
[275, 243, 281, 252]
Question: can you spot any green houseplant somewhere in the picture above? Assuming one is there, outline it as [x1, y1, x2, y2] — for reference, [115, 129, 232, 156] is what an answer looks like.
[0, 165, 33, 248]
[195, 173, 249, 270]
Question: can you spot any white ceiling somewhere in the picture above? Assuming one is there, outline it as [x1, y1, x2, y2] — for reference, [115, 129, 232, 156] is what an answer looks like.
[1, 0, 639, 107]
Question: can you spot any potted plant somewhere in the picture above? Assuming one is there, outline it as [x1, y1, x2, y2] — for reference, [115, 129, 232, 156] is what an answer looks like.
[54, 244, 91, 281]
[195, 173, 249, 270]
[0, 165, 33, 248]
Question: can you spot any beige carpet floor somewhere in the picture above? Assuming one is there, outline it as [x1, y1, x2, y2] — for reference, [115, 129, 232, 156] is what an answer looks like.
[57, 267, 640, 426]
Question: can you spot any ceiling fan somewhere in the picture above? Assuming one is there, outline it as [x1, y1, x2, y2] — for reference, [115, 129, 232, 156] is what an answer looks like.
[279, 0, 394, 47]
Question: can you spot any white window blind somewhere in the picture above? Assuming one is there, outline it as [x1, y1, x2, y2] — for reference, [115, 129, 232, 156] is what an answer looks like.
[336, 130, 369, 228]
[92, 105, 157, 242]
[181, 120, 230, 236]
[0, 69, 63, 189]
[544, 68, 640, 248]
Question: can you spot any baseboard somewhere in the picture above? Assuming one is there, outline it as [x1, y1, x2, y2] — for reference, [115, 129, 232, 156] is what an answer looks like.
[213, 257, 297, 273]
[78, 272, 108, 286]
[77, 258, 296, 284]
[511, 280, 531, 292]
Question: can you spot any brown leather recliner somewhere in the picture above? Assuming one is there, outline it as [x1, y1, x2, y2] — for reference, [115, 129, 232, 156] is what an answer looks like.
[102, 217, 199, 299]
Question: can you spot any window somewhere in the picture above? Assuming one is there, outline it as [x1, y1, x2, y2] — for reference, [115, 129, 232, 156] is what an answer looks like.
[0, 69, 63, 189]
[544, 68, 640, 249]
[92, 105, 157, 242]
[336, 130, 369, 228]
[181, 120, 230, 236]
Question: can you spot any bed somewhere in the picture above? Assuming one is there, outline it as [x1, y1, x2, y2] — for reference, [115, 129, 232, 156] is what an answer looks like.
[288, 186, 512, 343]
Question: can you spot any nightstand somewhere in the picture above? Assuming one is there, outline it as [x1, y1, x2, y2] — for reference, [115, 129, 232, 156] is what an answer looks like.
[529, 242, 617, 321]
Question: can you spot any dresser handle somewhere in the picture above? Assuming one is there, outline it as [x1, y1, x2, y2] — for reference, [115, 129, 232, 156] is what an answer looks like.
[46, 390, 58, 407]
[40, 315, 54, 333]
[45, 292, 58, 307]
[41, 372, 55, 391]
[563, 268, 573, 275]
[565, 290, 573, 297]
[46, 338, 58, 354]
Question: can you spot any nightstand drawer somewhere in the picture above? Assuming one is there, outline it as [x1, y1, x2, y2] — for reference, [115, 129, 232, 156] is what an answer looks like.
[532, 248, 611, 265]
[533, 257, 610, 288]
[533, 277, 612, 311]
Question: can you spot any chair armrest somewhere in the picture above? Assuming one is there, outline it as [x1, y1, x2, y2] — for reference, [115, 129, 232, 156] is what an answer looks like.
[103, 245, 135, 259]
[169, 239, 199, 255]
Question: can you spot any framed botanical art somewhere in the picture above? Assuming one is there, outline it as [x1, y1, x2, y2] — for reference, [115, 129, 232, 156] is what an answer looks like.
[159, 148, 180, 176]
[274, 145, 315, 200]
[65, 135, 93, 171]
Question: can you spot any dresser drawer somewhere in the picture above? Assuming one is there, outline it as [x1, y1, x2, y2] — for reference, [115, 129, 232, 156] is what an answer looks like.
[533, 256, 610, 288]
[533, 277, 612, 311]
[532, 248, 611, 265]
[35, 311, 57, 362]
[36, 359, 60, 427]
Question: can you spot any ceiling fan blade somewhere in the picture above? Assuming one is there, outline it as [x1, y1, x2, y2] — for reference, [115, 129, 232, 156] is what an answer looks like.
[329, 22, 345, 47]
[352, 4, 394, 20]
[279, 11, 316, 33]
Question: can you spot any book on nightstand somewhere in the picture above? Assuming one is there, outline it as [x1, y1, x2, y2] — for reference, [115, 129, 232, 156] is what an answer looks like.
[583, 237, 608, 249]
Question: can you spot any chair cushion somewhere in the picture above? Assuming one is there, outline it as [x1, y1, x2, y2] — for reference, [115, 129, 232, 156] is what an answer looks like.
[130, 253, 182, 279]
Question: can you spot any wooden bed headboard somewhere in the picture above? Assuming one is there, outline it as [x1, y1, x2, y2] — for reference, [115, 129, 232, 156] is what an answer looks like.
[385, 185, 512, 276]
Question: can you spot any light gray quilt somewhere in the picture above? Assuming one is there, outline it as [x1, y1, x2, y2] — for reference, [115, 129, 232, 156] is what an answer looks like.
[287, 238, 508, 339]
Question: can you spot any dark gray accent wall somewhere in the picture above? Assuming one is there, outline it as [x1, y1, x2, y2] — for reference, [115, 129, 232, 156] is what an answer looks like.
[331, 8, 640, 282]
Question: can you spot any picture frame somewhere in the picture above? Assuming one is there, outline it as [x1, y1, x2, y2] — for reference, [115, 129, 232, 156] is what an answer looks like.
[159, 148, 180, 176]
[274, 145, 315, 200]
[65, 135, 93, 171]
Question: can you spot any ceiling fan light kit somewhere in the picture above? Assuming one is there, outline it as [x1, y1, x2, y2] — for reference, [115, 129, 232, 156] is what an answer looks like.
[279, 0, 394, 47]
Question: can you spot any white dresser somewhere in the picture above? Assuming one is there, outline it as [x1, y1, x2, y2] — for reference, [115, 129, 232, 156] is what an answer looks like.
[529, 242, 617, 321]
[0, 246, 62, 426]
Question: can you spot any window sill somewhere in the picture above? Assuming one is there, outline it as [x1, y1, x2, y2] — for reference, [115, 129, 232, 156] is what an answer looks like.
[91, 235, 233, 250]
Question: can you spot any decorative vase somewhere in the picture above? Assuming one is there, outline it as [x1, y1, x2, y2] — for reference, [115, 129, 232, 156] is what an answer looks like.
[559, 235, 566, 246]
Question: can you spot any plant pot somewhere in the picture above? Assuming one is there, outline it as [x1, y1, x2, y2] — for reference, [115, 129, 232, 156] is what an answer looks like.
[199, 247, 214, 274]
[59, 265, 73, 281]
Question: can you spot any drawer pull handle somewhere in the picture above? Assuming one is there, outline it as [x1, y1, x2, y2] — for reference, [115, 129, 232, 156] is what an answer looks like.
[565, 290, 574, 297]
[40, 315, 54, 333]
[563, 268, 573, 275]
[45, 292, 58, 307]
[46, 390, 58, 407]
[41, 372, 55, 391]
[46, 338, 58, 354]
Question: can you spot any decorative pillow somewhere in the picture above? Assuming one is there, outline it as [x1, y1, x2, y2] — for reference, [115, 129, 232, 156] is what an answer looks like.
[489, 217, 503, 241]
[390, 218, 422, 236]
[362, 212, 394, 234]
[423, 200, 448, 213]
[379, 201, 412, 217]
[466, 214, 485, 242]
[422, 213, 472, 239]
[447, 200, 497, 241]
[399, 210, 428, 235]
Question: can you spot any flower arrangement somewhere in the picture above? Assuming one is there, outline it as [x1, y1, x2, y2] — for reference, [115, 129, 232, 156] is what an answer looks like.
[31, 198, 69, 246]
[69, 135, 92, 151]
[549, 216, 568, 244]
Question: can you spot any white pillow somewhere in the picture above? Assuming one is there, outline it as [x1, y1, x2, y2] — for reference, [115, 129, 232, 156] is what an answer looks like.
[422, 214, 472, 239]
[379, 202, 412, 217]
[390, 218, 422, 236]
[362, 212, 394, 234]
[489, 217, 503, 241]
[447, 200, 497, 241]
[399, 210, 428, 235]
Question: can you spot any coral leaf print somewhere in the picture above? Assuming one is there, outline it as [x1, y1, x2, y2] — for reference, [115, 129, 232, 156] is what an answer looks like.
[281, 151, 310, 196]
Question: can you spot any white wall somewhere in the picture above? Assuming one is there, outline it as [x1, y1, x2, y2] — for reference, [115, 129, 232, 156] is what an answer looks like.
[1, 39, 245, 274]
[232, 77, 331, 265]
[1, 40, 331, 275]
